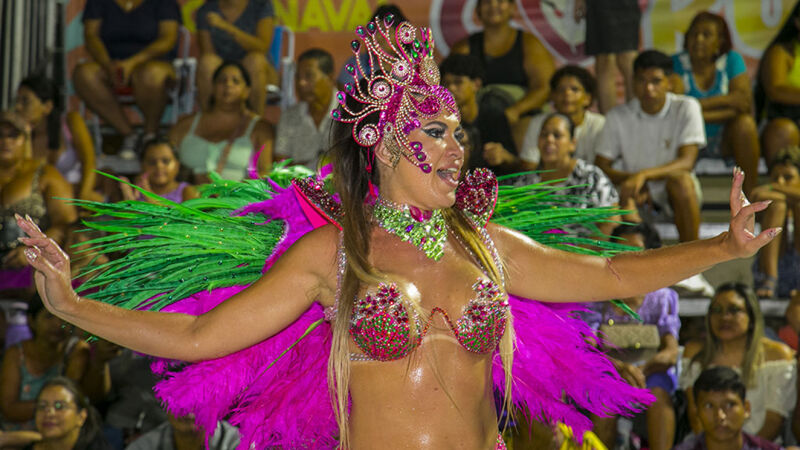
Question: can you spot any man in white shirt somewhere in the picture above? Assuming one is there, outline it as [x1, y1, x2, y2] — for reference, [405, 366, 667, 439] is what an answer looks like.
[595, 50, 706, 242]
[274, 48, 337, 170]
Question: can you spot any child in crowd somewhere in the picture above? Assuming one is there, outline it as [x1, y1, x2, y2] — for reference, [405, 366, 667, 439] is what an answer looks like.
[120, 137, 197, 203]
[750, 146, 800, 298]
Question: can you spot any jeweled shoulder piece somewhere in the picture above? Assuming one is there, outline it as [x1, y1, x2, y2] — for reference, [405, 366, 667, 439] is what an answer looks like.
[455, 168, 498, 227]
[292, 177, 343, 226]
[331, 15, 459, 174]
[372, 198, 448, 261]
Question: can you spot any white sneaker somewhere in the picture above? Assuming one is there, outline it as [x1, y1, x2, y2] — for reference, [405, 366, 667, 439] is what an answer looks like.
[119, 133, 139, 160]
[673, 273, 715, 298]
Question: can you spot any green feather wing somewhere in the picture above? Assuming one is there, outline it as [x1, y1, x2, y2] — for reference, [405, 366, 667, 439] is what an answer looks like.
[70, 171, 289, 310]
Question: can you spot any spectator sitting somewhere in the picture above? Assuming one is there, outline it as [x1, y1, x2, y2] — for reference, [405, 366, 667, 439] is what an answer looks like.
[124, 413, 239, 450]
[516, 65, 606, 168]
[0, 111, 77, 330]
[676, 367, 787, 450]
[757, 2, 800, 166]
[672, 11, 760, 195]
[170, 61, 273, 182]
[595, 50, 706, 242]
[583, 223, 678, 450]
[750, 146, 800, 298]
[511, 113, 620, 237]
[72, 0, 182, 159]
[336, 4, 407, 88]
[681, 283, 796, 441]
[0, 296, 111, 431]
[195, 0, 277, 114]
[15, 75, 99, 202]
[19, 377, 112, 450]
[439, 54, 518, 173]
[274, 49, 336, 170]
[450, 0, 555, 125]
[120, 137, 198, 203]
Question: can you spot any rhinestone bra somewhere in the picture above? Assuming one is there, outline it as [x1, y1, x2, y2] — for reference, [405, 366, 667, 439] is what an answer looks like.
[349, 279, 508, 361]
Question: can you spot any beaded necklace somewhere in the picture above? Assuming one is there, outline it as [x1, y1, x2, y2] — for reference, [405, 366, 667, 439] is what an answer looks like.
[372, 197, 447, 261]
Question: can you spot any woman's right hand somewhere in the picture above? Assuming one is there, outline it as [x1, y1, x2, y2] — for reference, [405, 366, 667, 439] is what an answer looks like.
[14, 214, 79, 315]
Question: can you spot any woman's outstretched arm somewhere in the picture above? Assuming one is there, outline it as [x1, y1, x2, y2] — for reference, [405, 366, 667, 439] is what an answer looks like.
[494, 168, 779, 303]
[16, 217, 339, 362]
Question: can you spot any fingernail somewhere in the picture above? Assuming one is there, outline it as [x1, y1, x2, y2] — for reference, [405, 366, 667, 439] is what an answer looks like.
[24, 248, 36, 261]
[25, 214, 32, 221]
[771, 227, 783, 237]
[761, 200, 773, 206]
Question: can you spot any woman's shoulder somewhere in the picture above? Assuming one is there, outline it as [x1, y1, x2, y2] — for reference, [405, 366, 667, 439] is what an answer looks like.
[761, 337, 795, 362]
[169, 113, 199, 143]
[763, 41, 795, 65]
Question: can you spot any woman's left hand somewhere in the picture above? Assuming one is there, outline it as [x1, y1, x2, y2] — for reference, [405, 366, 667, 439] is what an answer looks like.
[723, 167, 782, 258]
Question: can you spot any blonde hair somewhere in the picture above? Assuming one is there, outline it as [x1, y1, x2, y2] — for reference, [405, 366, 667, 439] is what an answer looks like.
[327, 121, 514, 448]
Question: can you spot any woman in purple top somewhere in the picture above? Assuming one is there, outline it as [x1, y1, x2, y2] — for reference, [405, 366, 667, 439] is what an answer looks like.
[581, 223, 681, 450]
[120, 137, 198, 203]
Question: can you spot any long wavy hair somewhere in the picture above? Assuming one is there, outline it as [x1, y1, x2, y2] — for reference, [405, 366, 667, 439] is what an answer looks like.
[326, 88, 515, 448]
[693, 283, 764, 387]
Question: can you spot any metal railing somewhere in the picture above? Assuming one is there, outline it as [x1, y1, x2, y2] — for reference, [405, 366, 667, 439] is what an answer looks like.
[0, 0, 64, 109]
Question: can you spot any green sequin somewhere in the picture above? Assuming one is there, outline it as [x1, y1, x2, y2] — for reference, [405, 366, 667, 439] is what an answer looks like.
[372, 200, 448, 261]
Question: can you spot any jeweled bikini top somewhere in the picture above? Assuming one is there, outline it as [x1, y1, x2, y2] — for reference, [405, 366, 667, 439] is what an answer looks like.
[349, 277, 508, 361]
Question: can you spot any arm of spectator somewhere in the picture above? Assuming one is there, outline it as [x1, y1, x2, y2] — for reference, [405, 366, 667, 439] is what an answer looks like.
[761, 44, 800, 105]
[770, 180, 800, 200]
[65, 112, 97, 202]
[83, 19, 113, 75]
[758, 411, 786, 441]
[0, 431, 42, 447]
[197, 29, 216, 55]
[182, 185, 200, 202]
[481, 142, 532, 172]
[505, 33, 555, 124]
[631, 144, 699, 184]
[40, 166, 78, 246]
[698, 73, 752, 114]
[0, 346, 35, 423]
[251, 118, 275, 177]
[616, 145, 698, 203]
[610, 358, 646, 388]
[206, 12, 274, 55]
[594, 155, 632, 185]
[643, 334, 679, 376]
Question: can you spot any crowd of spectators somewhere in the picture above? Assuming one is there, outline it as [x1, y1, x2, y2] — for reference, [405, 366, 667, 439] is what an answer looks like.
[2, 0, 800, 448]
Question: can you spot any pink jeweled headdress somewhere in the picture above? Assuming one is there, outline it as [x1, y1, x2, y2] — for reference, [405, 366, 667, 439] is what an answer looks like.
[331, 15, 460, 174]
